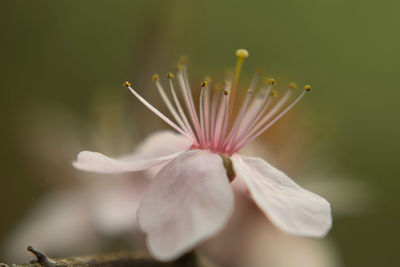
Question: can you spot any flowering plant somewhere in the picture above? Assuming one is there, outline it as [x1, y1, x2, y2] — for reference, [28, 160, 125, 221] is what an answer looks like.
[74, 49, 332, 261]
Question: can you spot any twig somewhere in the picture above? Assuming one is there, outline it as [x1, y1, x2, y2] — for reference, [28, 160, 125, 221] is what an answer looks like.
[0, 246, 215, 267]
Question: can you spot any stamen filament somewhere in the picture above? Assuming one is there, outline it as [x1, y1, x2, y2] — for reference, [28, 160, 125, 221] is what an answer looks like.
[223, 88, 254, 149]
[213, 90, 229, 148]
[177, 69, 204, 144]
[168, 77, 198, 144]
[234, 89, 308, 151]
[154, 78, 191, 136]
[239, 88, 293, 143]
[228, 49, 249, 118]
[228, 86, 274, 148]
[124, 83, 194, 141]
[210, 89, 221, 141]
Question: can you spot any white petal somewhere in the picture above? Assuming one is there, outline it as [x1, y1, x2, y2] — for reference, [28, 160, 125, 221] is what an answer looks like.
[123, 130, 192, 160]
[138, 150, 234, 261]
[73, 150, 182, 174]
[90, 176, 150, 235]
[73, 130, 191, 174]
[232, 155, 332, 237]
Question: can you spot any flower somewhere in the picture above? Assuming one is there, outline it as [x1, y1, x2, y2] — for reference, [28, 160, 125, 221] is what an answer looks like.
[74, 49, 332, 261]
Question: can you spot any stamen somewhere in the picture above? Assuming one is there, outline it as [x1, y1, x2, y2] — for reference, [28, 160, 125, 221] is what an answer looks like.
[213, 89, 229, 148]
[153, 74, 190, 136]
[234, 85, 310, 151]
[248, 67, 264, 91]
[199, 81, 210, 144]
[123, 81, 193, 141]
[228, 49, 249, 117]
[181, 61, 204, 144]
[176, 67, 203, 144]
[223, 88, 254, 149]
[228, 80, 275, 147]
[244, 84, 295, 139]
[167, 73, 198, 144]
[210, 85, 222, 141]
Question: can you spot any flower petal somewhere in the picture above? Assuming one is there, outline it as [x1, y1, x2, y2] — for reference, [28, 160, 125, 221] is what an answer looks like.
[123, 130, 192, 160]
[73, 131, 191, 174]
[232, 155, 332, 237]
[73, 150, 181, 174]
[138, 149, 234, 261]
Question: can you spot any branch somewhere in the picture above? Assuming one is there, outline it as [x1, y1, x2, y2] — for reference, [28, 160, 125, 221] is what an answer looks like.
[1, 246, 216, 267]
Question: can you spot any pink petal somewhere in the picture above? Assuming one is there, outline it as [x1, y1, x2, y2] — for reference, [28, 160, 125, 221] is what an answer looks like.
[73, 151, 181, 174]
[90, 177, 150, 235]
[73, 130, 191, 174]
[123, 130, 192, 160]
[137, 150, 234, 261]
[232, 155, 332, 237]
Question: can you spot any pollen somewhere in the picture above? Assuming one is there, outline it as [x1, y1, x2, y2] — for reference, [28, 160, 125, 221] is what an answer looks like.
[152, 74, 160, 82]
[270, 90, 278, 97]
[166, 72, 175, 79]
[179, 55, 189, 64]
[201, 80, 208, 87]
[214, 82, 225, 91]
[289, 82, 297, 90]
[123, 81, 132, 88]
[236, 49, 249, 58]
[204, 76, 212, 83]
[267, 78, 276, 85]
[304, 84, 311, 91]
[224, 89, 229, 95]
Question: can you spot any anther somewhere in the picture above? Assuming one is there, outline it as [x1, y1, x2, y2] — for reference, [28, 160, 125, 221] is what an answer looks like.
[204, 76, 212, 83]
[289, 82, 297, 90]
[224, 89, 230, 96]
[236, 49, 249, 58]
[175, 63, 183, 71]
[166, 72, 175, 79]
[152, 74, 160, 82]
[123, 81, 132, 88]
[304, 84, 311, 91]
[256, 67, 265, 74]
[179, 55, 189, 64]
[247, 89, 254, 95]
[214, 82, 225, 91]
[267, 78, 276, 85]
[201, 80, 208, 87]
[270, 90, 278, 98]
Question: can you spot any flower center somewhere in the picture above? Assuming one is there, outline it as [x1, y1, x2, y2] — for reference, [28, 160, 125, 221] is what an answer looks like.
[123, 49, 310, 155]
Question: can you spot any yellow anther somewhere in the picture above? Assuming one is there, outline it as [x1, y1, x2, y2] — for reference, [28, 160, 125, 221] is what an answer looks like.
[123, 81, 132, 88]
[304, 84, 311, 91]
[175, 63, 183, 71]
[201, 80, 208, 87]
[224, 89, 230, 96]
[236, 49, 249, 58]
[152, 74, 160, 82]
[166, 72, 175, 79]
[256, 67, 265, 74]
[214, 82, 225, 91]
[247, 88, 254, 95]
[179, 55, 189, 64]
[270, 90, 278, 98]
[289, 82, 297, 90]
[267, 78, 276, 85]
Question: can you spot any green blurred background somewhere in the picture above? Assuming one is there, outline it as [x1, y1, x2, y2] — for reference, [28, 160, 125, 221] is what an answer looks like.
[0, 0, 399, 266]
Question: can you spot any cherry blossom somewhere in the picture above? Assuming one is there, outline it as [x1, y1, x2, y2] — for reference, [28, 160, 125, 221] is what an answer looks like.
[74, 49, 332, 261]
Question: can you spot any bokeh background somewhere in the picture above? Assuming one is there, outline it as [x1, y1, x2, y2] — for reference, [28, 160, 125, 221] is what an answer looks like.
[0, 0, 399, 266]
